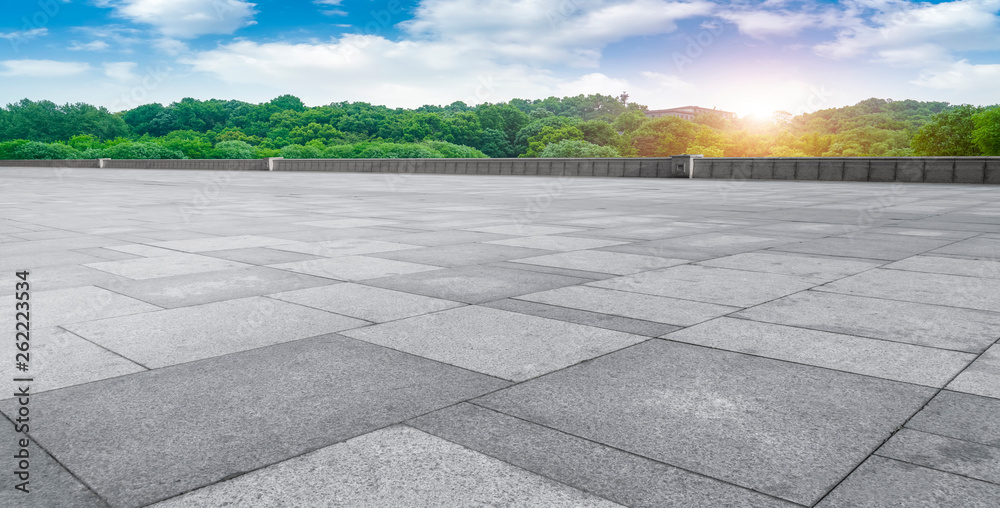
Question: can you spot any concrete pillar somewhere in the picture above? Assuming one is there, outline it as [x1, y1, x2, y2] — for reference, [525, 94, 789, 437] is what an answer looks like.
[265, 157, 282, 171]
[98, 158, 111, 169]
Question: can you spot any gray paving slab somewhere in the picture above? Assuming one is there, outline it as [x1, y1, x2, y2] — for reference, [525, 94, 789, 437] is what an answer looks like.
[476, 340, 934, 505]
[295, 217, 400, 228]
[369, 242, 552, 267]
[815, 456, 1000, 507]
[0, 250, 107, 270]
[150, 426, 620, 508]
[467, 224, 587, 236]
[877, 428, 1000, 485]
[73, 247, 143, 261]
[516, 285, 739, 326]
[84, 253, 251, 280]
[377, 229, 515, 246]
[818, 268, 1000, 312]
[947, 344, 1000, 399]
[508, 250, 688, 275]
[930, 237, 1000, 258]
[409, 403, 797, 508]
[200, 247, 322, 265]
[485, 235, 629, 251]
[15, 286, 161, 329]
[589, 264, 818, 307]
[884, 254, 1000, 279]
[0, 422, 107, 508]
[0, 335, 509, 508]
[103, 266, 338, 308]
[697, 251, 883, 282]
[148, 235, 298, 252]
[19, 264, 133, 292]
[269, 238, 423, 257]
[269, 282, 465, 322]
[486, 260, 618, 280]
[772, 233, 954, 261]
[343, 305, 646, 381]
[600, 233, 801, 261]
[1, 327, 145, 396]
[907, 391, 1000, 447]
[104, 244, 180, 257]
[734, 291, 1000, 353]
[271, 255, 441, 281]
[362, 264, 589, 303]
[666, 317, 974, 387]
[64, 297, 368, 367]
[482, 298, 681, 337]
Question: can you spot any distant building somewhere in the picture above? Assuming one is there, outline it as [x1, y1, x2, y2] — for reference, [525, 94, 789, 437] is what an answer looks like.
[645, 106, 737, 121]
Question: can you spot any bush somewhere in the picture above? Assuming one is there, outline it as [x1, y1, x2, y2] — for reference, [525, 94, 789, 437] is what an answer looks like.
[211, 140, 256, 159]
[279, 144, 323, 158]
[97, 142, 184, 159]
[6, 141, 83, 160]
[422, 140, 487, 158]
[539, 139, 620, 158]
[0, 140, 30, 159]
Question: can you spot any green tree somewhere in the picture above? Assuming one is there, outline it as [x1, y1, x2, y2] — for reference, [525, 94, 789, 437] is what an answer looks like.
[522, 125, 585, 157]
[972, 106, 1000, 156]
[539, 139, 619, 158]
[211, 140, 256, 159]
[908, 105, 982, 156]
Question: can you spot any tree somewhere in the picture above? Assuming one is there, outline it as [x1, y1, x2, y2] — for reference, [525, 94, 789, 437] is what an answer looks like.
[211, 140, 256, 159]
[478, 128, 515, 158]
[611, 110, 647, 134]
[522, 125, 584, 157]
[270, 94, 307, 112]
[630, 116, 698, 156]
[906, 105, 982, 156]
[972, 106, 1000, 156]
[540, 139, 619, 158]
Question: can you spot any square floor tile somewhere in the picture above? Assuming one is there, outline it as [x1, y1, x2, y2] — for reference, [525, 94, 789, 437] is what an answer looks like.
[467, 224, 587, 236]
[589, 265, 818, 307]
[476, 340, 934, 505]
[0, 424, 105, 508]
[947, 344, 1000, 399]
[0, 336, 508, 508]
[14, 286, 161, 329]
[104, 266, 338, 308]
[516, 285, 739, 326]
[85, 253, 251, 280]
[734, 291, 1000, 353]
[818, 269, 1000, 312]
[697, 252, 882, 282]
[409, 404, 796, 508]
[295, 218, 399, 229]
[362, 264, 589, 304]
[772, 234, 952, 261]
[343, 305, 645, 381]
[269, 239, 422, 257]
[370, 243, 551, 267]
[485, 235, 629, 252]
[271, 255, 441, 281]
[906, 391, 1000, 447]
[150, 426, 618, 508]
[201, 247, 322, 265]
[509, 250, 688, 275]
[884, 255, 1000, 279]
[270, 283, 464, 322]
[667, 318, 974, 387]
[64, 297, 369, 367]
[148, 235, 297, 253]
[930, 237, 1000, 258]
[876, 428, 1000, 485]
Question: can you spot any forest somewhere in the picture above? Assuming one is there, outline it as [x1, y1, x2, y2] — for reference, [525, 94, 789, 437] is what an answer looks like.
[0, 93, 998, 160]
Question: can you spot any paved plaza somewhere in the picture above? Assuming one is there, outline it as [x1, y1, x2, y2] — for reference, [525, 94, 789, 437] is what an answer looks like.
[1, 167, 999, 507]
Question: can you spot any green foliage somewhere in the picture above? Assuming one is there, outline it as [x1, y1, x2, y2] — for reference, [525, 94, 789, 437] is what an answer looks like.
[155, 130, 213, 159]
[98, 142, 184, 159]
[211, 140, 256, 159]
[906, 105, 983, 156]
[3, 141, 82, 159]
[280, 144, 324, 159]
[539, 139, 620, 158]
[523, 126, 585, 157]
[972, 107, 1000, 156]
[631, 117, 697, 157]
[0, 99, 129, 142]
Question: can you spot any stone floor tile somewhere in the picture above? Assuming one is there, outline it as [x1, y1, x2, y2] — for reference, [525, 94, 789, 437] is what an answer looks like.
[666, 318, 974, 387]
[409, 404, 797, 508]
[735, 291, 1000, 353]
[509, 250, 688, 275]
[482, 298, 681, 337]
[201, 247, 322, 265]
[0, 423, 107, 508]
[772, 234, 954, 261]
[906, 391, 1000, 447]
[589, 264, 818, 307]
[818, 269, 1000, 312]
[370, 242, 551, 267]
[885, 254, 1000, 279]
[485, 235, 629, 251]
[931, 237, 1000, 258]
[466, 224, 587, 236]
[84, 253, 251, 280]
[815, 456, 1000, 507]
[150, 426, 620, 508]
[19, 286, 160, 329]
[269, 238, 422, 257]
[0, 336, 508, 508]
[270, 283, 464, 322]
[877, 428, 1000, 485]
[271, 255, 441, 281]
[698, 251, 882, 282]
[476, 340, 934, 505]
[343, 305, 646, 381]
[362, 264, 589, 304]
[64, 297, 369, 367]
[516, 285, 739, 326]
[947, 344, 1000, 399]
[148, 235, 298, 252]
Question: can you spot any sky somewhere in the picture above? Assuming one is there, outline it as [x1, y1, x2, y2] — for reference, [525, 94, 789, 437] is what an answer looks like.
[0, 0, 998, 117]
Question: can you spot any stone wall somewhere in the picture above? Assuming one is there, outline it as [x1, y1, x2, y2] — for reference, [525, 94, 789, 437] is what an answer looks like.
[2, 157, 997, 183]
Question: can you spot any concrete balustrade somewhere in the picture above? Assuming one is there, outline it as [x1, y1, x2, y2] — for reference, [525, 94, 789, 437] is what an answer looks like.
[2, 156, 998, 183]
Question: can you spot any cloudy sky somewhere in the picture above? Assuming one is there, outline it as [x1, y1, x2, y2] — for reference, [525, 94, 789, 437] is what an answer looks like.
[1, 0, 998, 117]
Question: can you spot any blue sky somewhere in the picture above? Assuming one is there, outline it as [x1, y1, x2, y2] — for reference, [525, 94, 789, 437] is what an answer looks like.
[1, 0, 998, 117]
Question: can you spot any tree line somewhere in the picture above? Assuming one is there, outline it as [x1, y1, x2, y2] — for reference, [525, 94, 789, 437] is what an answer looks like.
[0, 94, 997, 160]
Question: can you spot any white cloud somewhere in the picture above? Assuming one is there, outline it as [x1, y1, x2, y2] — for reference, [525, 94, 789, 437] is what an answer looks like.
[0, 60, 90, 77]
[0, 28, 48, 40]
[104, 0, 258, 38]
[103, 61, 139, 81]
[402, 0, 713, 66]
[912, 60, 1000, 90]
[716, 10, 819, 38]
[69, 40, 112, 51]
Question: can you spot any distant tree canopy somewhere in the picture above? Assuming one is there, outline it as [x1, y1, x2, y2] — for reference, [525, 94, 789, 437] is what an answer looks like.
[0, 94, 995, 159]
